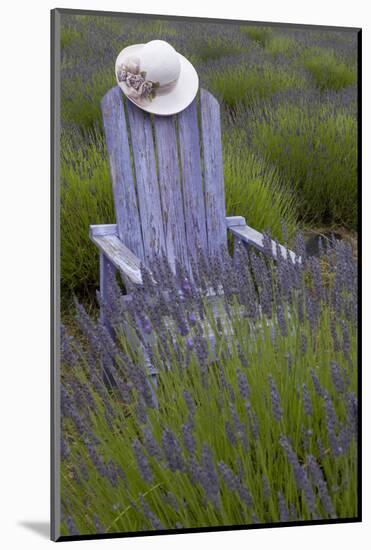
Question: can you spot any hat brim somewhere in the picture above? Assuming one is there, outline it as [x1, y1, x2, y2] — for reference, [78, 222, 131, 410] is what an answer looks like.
[115, 44, 199, 116]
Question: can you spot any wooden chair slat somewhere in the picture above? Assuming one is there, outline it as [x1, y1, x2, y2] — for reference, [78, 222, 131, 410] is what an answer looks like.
[101, 87, 145, 260]
[200, 89, 227, 256]
[177, 98, 208, 258]
[91, 233, 143, 285]
[126, 99, 166, 260]
[153, 115, 189, 270]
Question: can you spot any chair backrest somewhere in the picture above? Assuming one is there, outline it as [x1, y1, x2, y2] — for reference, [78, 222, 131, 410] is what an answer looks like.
[101, 86, 227, 271]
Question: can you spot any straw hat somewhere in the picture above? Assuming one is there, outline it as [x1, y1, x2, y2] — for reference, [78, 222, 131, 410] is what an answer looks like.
[115, 39, 199, 116]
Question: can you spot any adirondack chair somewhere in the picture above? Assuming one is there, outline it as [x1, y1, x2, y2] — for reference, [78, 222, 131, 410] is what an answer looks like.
[90, 86, 296, 385]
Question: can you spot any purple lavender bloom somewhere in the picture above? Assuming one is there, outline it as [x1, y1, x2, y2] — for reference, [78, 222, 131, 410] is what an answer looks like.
[238, 484, 253, 508]
[79, 458, 89, 482]
[188, 312, 197, 326]
[289, 503, 297, 521]
[309, 256, 323, 301]
[276, 302, 288, 337]
[300, 332, 308, 354]
[200, 444, 220, 508]
[346, 392, 358, 438]
[86, 442, 107, 478]
[138, 316, 152, 335]
[106, 459, 119, 487]
[237, 343, 249, 369]
[245, 400, 259, 439]
[237, 368, 250, 400]
[182, 422, 196, 454]
[341, 320, 351, 359]
[135, 398, 148, 425]
[310, 369, 324, 397]
[316, 437, 326, 460]
[269, 375, 283, 422]
[194, 333, 209, 370]
[330, 318, 340, 351]
[183, 389, 196, 416]
[262, 474, 270, 501]
[163, 492, 180, 514]
[227, 383, 236, 403]
[162, 429, 185, 473]
[277, 491, 290, 522]
[225, 420, 237, 445]
[322, 391, 342, 457]
[331, 361, 345, 393]
[302, 383, 313, 416]
[60, 323, 78, 367]
[186, 337, 194, 350]
[93, 513, 104, 533]
[66, 516, 79, 536]
[132, 439, 153, 484]
[188, 455, 203, 485]
[61, 435, 70, 460]
[305, 290, 318, 330]
[139, 496, 164, 530]
[307, 455, 336, 518]
[279, 435, 317, 518]
[229, 403, 249, 451]
[218, 461, 239, 492]
[142, 426, 162, 460]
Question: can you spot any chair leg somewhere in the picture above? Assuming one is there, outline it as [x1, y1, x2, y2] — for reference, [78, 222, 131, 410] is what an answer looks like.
[99, 252, 159, 405]
[100, 252, 117, 388]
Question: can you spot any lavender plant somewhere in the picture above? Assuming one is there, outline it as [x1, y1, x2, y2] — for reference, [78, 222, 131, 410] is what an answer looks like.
[60, 14, 358, 305]
[60, 234, 358, 536]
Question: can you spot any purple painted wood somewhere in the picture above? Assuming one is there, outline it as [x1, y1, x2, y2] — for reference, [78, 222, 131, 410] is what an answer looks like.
[177, 98, 208, 258]
[99, 252, 116, 326]
[126, 99, 166, 261]
[154, 115, 188, 271]
[200, 89, 227, 256]
[101, 87, 144, 260]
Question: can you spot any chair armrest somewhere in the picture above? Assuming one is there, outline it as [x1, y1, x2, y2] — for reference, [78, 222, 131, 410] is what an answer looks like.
[226, 216, 299, 264]
[89, 224, 143, 285]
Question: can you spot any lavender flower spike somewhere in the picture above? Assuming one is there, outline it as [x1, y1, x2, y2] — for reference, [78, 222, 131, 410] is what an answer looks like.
[279, 435, 318, 518]
[307, 455, 336, 518]
[132, 439, 153, 484]
[269, 375, 283, 422]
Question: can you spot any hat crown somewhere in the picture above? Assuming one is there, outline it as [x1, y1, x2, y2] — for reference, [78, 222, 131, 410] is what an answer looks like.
[139, 40, 181, 85]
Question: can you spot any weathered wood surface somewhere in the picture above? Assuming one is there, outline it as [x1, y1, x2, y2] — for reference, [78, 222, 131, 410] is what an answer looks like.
[228, 223, 299, 263]
[200, 89, 227, 256]
[101, 87, 144, 260]
[178, 98, 208, 258]
[153, 115, 188, 270]
[126, 99, 166, 260]
[91, 233, 143, 285]
[100, 87, 231, 268]
[90, 224, 117, 237]
[226, 216, 246, 228]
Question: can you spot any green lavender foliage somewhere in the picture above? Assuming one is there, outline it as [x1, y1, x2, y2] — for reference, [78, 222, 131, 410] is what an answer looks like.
[249, 99, 357, 228]
[60, 129, 114, 301]
[301, 48, 357, 91]
[60, 237, 358, 535]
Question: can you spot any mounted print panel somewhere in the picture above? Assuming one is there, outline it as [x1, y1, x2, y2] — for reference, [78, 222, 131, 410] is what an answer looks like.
[51, 8, 361, 542]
